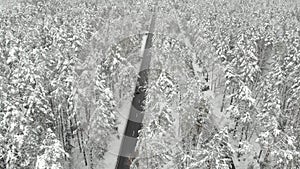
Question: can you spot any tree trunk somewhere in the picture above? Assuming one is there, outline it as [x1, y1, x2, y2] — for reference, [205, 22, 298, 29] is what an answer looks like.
[220, 86, 227, 112]
[74, 115, 82, 153]
[81, 129, 88, 166]
[90, 147, 93, 169]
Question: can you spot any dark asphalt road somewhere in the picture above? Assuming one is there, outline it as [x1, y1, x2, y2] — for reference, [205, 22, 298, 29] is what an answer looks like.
[115, 14, 156, 169]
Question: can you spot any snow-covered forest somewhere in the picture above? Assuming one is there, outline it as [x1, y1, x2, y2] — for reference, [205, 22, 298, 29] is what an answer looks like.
[1, 0, 300, 168]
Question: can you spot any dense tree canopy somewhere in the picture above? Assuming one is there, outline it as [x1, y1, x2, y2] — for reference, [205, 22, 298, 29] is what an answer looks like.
[0, 0, 300, 169]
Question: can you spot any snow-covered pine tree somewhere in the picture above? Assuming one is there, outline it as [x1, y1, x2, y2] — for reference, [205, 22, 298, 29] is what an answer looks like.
[134, 70, 178, 168]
